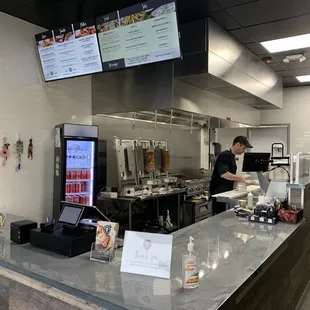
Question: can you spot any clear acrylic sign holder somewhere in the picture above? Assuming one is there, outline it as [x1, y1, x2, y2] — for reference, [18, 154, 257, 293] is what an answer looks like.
[90, 242, 115, 264]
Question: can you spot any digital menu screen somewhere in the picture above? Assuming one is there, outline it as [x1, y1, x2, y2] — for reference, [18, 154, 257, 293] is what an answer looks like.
[35, 19, 103, 81]
[96, 0, 180, 71]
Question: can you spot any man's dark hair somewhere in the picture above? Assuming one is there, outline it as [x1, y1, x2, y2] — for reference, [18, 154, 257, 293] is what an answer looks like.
[233, 136, 253, 148]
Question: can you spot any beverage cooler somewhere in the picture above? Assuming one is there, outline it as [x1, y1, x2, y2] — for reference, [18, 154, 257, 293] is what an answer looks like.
[53, 124, 98, 217]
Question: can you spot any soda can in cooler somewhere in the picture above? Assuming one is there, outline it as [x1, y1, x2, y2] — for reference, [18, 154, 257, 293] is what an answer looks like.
[73, 195, 79, 204]
[66, 169, 70, 180]
[86, 170, 91, 180]
[79, 195, 86, 205]
[76, 170, 81, 180]
[65, 195, 69, 202]
[81, 182, 86, 192]
[81, 170, 87, 180]
[65, 183, 69, 194]
[73, 183, 77, 193]
[66, 183, 71, 193]
[77, 182, 82, 193]
[68, 196, 74, 203]
[84, 195, 89, 205]
[70, 170, 75, 180]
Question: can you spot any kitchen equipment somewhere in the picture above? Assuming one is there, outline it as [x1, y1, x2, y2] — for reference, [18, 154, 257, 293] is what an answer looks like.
[144, 148, 155, 173]
[185, 179, 209, 196]
[183, 179, 211, 227]
[162, 150, 170, 172]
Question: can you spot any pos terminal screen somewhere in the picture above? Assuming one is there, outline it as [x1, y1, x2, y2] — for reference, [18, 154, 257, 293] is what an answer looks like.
[58, 205, 84, 227]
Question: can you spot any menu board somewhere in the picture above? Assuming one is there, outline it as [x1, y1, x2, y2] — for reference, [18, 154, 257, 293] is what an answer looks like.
[96, 0, 180, 71]
[35, 19, 103, 81]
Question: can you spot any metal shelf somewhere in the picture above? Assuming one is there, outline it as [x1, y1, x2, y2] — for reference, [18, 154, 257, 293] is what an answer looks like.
[66, 179, 92, 182]
[65, 192, 91, 196]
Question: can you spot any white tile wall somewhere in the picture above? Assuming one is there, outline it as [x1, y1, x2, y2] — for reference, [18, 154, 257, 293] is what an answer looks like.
[260, 87, 310, 153]
[0, 13, 92, 221]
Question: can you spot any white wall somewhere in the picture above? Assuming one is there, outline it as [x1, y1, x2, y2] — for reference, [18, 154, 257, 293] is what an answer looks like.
[261, 87, 310, 153]
[250, 127, 288, 155]
[0, 13, 92, 221]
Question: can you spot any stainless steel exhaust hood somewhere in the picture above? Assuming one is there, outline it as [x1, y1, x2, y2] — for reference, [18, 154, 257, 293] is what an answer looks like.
[175, 19, 283, 110]
[92, 19, 282, 127]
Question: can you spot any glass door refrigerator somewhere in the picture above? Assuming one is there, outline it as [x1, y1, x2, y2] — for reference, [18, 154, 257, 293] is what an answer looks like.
[53, 124, 98, 218]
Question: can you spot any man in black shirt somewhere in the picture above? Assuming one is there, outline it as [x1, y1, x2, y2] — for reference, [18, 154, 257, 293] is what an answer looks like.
[210, 136, 253, 215]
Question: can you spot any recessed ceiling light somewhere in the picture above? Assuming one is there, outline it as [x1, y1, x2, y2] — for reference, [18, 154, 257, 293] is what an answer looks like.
[261, 33, 310, 53]
[296, 75, 310, 82]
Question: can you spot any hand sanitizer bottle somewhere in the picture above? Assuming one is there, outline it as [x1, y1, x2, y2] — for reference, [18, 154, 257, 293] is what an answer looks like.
[182, 236, 199, 289]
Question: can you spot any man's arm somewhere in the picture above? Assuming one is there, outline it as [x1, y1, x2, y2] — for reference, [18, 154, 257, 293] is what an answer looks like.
[221, 172, 250, 182]
[216, 153, 251, 182]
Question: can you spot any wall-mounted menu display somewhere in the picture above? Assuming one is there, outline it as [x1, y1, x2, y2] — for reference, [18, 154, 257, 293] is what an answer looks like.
[35, 19, 103, 81]
[96, 0, 180, 71]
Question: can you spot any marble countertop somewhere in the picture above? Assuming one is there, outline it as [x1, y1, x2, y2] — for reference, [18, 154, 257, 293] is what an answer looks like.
[0, 212, 302, 310]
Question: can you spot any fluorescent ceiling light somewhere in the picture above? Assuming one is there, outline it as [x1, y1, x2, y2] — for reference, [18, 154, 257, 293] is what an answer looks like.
[296, 75, 310, 82]
[261, 33, 310, 53]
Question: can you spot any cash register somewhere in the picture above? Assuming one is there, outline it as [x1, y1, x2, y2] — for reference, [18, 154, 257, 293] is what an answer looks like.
[30, 203, 108, 257]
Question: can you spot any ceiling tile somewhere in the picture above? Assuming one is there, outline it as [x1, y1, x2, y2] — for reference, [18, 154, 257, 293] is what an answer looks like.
[209, 11, 241, 30]
[9, 1, 81, 28]
[0, 0, 32, 11]
[208, 0, 223, 12]
[277, 71, 289, 77]
[246, 42, 268, 55]
[227, 0, 310, 27]
[268, 63, 285, 72]
[229, 28, 256, 44]
[243, 14, 310, 42]
[283, 77, 299, 84]
[216, 0, 259, 10]
[284, 81, 310, 87]
[278, 67, 310, 78]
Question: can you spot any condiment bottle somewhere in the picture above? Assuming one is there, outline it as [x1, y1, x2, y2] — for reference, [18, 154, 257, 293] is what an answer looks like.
[182, 237, 199, 289]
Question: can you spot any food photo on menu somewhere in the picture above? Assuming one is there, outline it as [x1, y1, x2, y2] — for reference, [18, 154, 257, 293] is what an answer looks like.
[75, 25, 96, 38]
[120, 1, 176, 26]
[97, 19, 119, 33]
[54, 26, 74, 44]
[37, 37, 54, 49]
[36, 30, 55, 49]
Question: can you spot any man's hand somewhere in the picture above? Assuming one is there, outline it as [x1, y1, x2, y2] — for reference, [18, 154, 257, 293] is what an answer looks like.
[221, 172, 252, 183]
[241, 174, 252, 181]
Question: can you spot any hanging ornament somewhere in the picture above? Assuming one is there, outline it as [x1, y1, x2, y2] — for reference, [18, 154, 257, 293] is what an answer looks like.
[15, 133, 24, 172]
[28, 137, 33, 160]
[0, 136, 10, 167]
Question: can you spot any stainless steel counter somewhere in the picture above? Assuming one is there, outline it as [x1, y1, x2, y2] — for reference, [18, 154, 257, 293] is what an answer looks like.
[0, 212, 302, 310]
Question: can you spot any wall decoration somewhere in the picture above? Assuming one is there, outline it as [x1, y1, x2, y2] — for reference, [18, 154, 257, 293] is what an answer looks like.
[28, 137, 33, 160]
[0, 136, 10, 167]
[15, 134, 24, 171]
